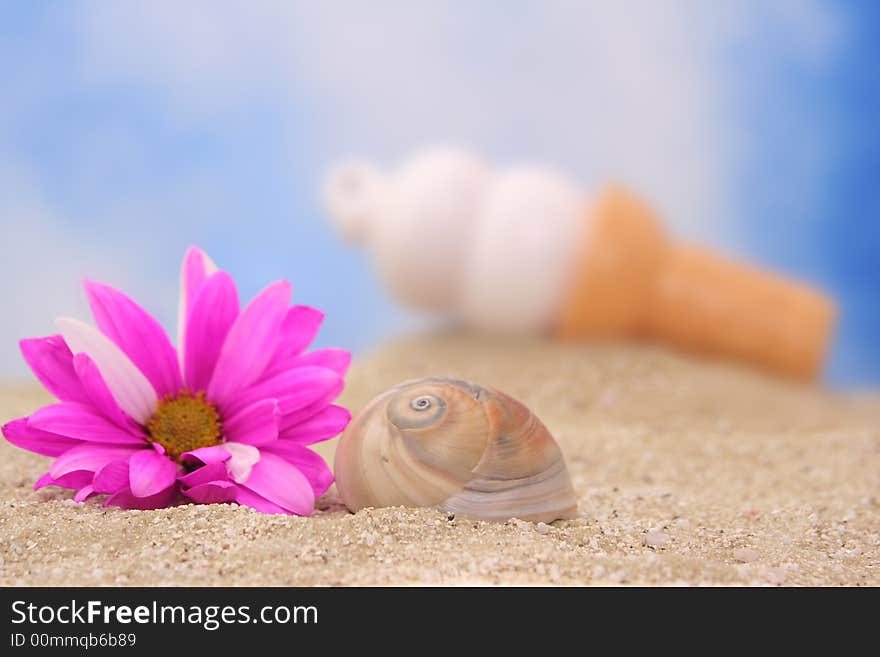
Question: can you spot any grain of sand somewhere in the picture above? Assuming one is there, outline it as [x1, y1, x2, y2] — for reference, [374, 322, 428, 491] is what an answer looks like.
[1, 333, 878, 586]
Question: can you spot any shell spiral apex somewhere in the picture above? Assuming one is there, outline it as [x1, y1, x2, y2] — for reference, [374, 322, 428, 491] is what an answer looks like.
[334, 377, 578, 523]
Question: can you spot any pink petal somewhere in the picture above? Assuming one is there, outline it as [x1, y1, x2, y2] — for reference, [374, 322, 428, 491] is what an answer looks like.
[20, 336, 89, 403]
[72, 353, 142, 433]
[34, 470, 93, 491]
[93, 460, 131, 494]
[222, 399, 280, 446]
[3, 418, 81, 457]
[28, 402, 145, 444]
[222, 442, 260, 483]
[74, 485, 96, 502]
[178, 461, 230, 488]
[278, 405, 351, 445]
[263, 441, 334, 497]
[206, 281, 291, 406]
[278, 383, 346, 432]
[50, 443, 141, 479]
[278, 378, 345, 432]
[272, 306, 324, 362]
[56, 317, 158, 423]
[128, 449, 178, 498]
[181, 445, 231, 466]
[233, 486, 292, 515]
[293, 348, 351, 376]
[182, 480, 238, 504]
[177, 247, 219, 370]
[239, 451, 314, 515]
[223, 366, 342, 417]
[262, 347, 352, 380]
[85, 281, 182, 398]
[104, 485, 178, 510]
[183, 272, 239, 392]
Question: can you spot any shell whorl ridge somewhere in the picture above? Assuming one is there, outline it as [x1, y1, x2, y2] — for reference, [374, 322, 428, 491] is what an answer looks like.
[334, 378, 578, 523]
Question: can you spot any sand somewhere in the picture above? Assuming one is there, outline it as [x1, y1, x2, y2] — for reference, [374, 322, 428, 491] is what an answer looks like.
[1, 333, 878, 586]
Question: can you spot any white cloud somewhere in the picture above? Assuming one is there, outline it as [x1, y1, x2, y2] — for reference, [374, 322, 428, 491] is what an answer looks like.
[76, 0, 845, 251]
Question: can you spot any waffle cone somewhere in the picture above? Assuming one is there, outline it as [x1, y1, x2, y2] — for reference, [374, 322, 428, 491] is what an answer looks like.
[558, 185, 836, 381]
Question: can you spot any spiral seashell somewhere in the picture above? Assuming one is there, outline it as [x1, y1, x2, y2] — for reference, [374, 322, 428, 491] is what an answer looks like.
[334, 377, 579, 523]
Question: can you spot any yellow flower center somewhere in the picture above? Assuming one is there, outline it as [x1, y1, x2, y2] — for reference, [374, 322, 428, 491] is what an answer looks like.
[145, 391, 222, 462]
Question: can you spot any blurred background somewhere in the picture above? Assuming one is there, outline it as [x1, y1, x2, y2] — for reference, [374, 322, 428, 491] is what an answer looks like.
[0, 0, 877, 386]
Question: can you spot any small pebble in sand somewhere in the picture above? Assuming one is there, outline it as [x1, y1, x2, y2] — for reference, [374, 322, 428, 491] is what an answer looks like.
[733, 547, 760, 563]
[643, 530, 670, 547]
[764, 567, 787, 584]
[536, 522, 550, 535]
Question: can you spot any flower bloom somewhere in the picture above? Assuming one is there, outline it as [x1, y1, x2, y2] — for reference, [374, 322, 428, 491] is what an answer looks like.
[1, 248, 351, 514]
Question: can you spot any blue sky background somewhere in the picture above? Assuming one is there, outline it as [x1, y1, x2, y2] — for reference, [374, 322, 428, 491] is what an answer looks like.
[0, 1, 877, 386]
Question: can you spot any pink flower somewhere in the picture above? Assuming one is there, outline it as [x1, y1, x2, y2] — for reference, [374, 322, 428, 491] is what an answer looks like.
[1, 247, 351, 515]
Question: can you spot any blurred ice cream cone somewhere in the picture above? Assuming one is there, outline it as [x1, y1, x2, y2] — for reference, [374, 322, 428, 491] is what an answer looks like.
[559, 186, 836, 380]
[324, 148, 837, 382]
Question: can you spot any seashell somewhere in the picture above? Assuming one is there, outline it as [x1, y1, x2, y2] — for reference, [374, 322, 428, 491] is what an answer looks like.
[323, 147, 836, 381]
[334, 377, 579, 523]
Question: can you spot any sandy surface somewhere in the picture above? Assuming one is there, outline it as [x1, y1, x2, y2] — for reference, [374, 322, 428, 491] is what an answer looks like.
[1, 333, 878, 586]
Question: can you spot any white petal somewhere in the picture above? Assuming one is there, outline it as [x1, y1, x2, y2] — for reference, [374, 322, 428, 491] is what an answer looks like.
[223, 442, 260, 484]
[56, 317, 158, 423]
[177, 248, 219, 373]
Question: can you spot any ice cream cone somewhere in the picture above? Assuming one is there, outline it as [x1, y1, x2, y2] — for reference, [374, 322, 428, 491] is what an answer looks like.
[558, 185, 836, 381]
